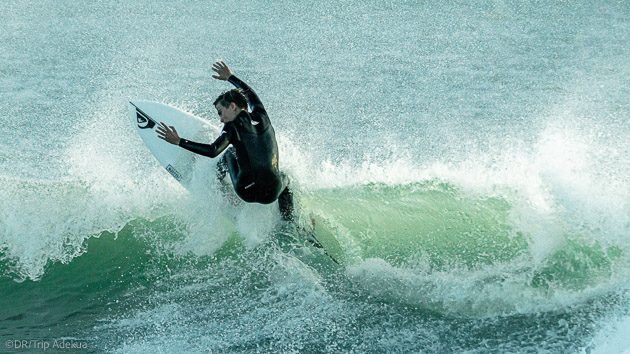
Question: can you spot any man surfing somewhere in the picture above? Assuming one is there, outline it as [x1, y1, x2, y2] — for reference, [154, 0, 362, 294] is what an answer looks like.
[156, 61, 294, 220]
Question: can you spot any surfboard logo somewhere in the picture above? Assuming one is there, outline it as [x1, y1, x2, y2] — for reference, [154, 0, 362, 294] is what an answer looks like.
[136, 109, 156, 130]
[165, 164, 183, 181]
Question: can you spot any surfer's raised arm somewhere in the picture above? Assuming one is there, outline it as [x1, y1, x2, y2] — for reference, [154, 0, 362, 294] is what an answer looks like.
[212, 61, 266, 116]
[211, 61, 233, 81]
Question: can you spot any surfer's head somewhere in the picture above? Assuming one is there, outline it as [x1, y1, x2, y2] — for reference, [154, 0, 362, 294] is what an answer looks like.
[214, 89, 247, 123]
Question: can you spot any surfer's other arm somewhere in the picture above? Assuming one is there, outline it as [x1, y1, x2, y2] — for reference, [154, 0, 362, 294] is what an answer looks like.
[157, 122, 230, 158]
[156, 122, 181, 145]
[178, 131, 230, 158]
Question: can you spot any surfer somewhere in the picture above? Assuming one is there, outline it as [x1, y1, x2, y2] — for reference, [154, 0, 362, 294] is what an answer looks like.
[156, 61, 294, 220]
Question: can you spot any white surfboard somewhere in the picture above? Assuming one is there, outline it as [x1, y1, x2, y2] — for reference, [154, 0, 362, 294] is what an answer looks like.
[129, 101, 220, 188]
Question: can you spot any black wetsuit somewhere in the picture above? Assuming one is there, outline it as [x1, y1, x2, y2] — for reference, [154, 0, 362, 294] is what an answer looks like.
[178, 75, 292, 215]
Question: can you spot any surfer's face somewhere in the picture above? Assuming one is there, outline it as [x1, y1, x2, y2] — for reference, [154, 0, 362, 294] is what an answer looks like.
[215, 102, 238, 123]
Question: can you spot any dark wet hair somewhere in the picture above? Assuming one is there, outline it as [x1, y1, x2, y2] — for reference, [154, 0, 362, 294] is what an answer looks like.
[214, 89, 247, 110]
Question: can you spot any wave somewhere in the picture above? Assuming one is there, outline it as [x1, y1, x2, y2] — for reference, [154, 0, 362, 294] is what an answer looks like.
[0, 117, 628, 318]
[303, 181, 627, 315]
[2, 172, 627, 318]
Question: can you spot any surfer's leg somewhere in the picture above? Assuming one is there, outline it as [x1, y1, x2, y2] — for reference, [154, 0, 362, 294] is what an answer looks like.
[223, 148, 256, 203]
[215, 152, 233, 199]
[216, 153, 228, 180]
[216, 148, 246, 205]
[278, 187, 294, 221]
[277, 173, 294, 221]
[223, 147, 240, 187]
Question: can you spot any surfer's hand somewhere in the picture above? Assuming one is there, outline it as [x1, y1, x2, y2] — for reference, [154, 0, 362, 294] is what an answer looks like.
[157, 122, 181, 145]
[212, 61, 232, 81]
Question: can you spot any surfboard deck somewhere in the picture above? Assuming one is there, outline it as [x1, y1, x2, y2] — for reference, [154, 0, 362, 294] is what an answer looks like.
[129, 101, 220, 188]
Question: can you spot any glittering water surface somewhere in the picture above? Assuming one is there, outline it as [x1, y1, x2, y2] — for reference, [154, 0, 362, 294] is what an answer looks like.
[1, 1, 630, 352]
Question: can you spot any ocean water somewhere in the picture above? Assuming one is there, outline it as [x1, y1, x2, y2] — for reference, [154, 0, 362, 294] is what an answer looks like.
[1, 0, 630, 352]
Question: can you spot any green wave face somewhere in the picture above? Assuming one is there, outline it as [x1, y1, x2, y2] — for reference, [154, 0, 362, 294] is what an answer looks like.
[304, 182, 527, 269]
[302, 181, 625, 298]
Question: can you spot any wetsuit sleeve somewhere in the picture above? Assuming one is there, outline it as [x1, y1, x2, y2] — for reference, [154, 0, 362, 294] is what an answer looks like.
[178, 129, 230, 158]
[228, 75, 266, 116]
